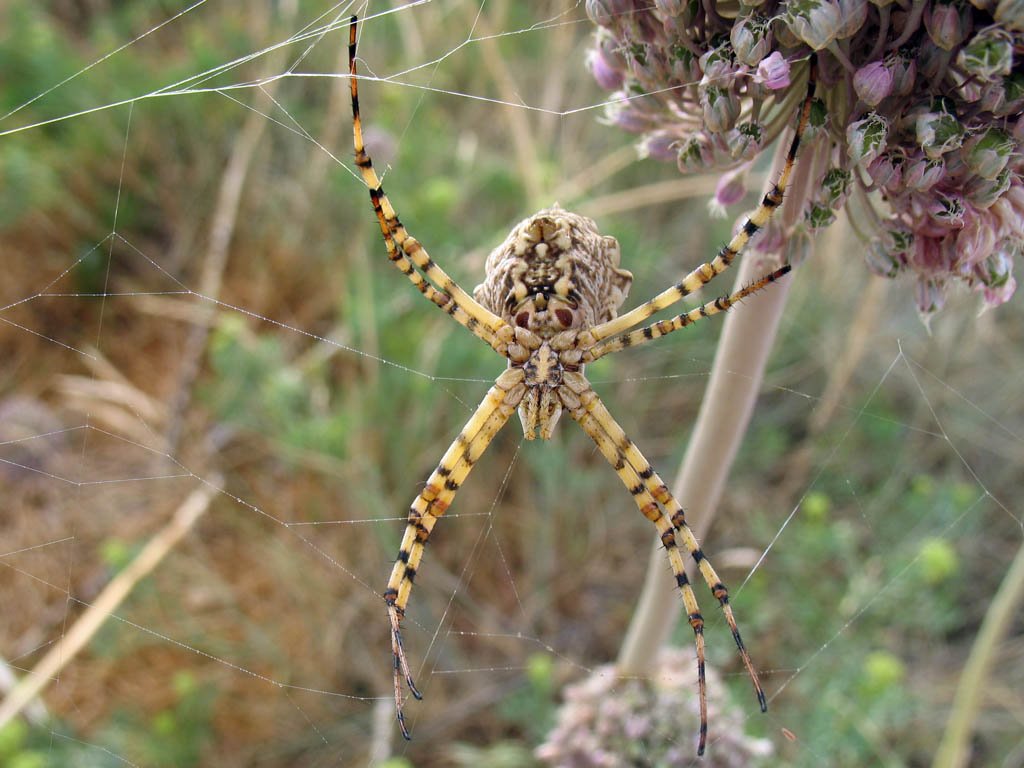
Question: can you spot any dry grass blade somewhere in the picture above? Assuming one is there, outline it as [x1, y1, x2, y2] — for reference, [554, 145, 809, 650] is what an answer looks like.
[0, 481, 219, 730]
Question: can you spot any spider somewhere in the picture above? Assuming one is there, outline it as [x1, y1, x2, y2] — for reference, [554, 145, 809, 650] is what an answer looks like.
[349, 15, 814, 755]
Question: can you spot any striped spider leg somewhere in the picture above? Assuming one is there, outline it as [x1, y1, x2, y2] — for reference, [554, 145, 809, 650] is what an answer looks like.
[349, 15, 816, 753]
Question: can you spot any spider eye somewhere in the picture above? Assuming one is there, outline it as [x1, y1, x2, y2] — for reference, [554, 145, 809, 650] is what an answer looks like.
[555, 308, 574, 327]
[515, 311, 531, 328]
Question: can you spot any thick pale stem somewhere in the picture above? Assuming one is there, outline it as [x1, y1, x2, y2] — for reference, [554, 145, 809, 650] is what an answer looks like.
[933, 536, 1024, 768]
[617, 132, 810, 676]
[616, 252, 792, 674]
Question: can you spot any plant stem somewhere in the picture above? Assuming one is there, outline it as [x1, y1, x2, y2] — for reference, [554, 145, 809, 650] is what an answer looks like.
[617, 131, 811, 676]
[933, 536, 1024, 768]
[616, 251, 792, 675]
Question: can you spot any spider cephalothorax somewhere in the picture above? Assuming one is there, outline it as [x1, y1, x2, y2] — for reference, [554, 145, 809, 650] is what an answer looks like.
[350, 15, 813, 754]
[474, 206, 633, 336]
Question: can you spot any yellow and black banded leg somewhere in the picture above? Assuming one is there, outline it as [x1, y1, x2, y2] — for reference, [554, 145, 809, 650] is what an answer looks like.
[586, 265, 791, 361]
[564, 384, 712, 753]
[586, 65, 816, 346]
[385, 368, 525, 738]
[562, 372, 765, 753]
[595, 398, 768, 714]
[349, 16, 512, 353]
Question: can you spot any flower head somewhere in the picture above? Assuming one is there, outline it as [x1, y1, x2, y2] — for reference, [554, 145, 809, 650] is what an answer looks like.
[587, 0, 1024, 319]
[536, 649, 773, 767]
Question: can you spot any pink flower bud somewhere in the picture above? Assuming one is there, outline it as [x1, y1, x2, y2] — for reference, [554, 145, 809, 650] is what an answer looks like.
[605, 98, 651, 133]
[995, 0, 1024, 31]
[713, 164, 750, 210]
[957, 209, 997, 265]
[655, 0, 688, 15]
[924, 2, 969, 50]
[640, 131, 680, 162]
[854, 60, 894, 106]
[915, 277, 946, 320]
[835, 0, 869, 38]
[755, 51, 791, 90]
[886, 50, 917, 96]
[904, 155, 946, 191]
[588, 49, 624, 91]
[868, 153, 903, 190]
[585, 0, 631, 27]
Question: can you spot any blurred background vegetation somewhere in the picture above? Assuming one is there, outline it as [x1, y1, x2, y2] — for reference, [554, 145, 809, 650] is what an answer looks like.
[0, 2, 1021, 766]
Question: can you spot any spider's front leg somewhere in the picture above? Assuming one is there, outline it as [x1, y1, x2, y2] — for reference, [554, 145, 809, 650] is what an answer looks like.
[349, 15, 512, 355]
[384, 367, 525, 739]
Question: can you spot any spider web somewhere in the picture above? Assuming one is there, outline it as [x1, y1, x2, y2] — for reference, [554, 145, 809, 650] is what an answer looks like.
[1, 2, 1022, 766]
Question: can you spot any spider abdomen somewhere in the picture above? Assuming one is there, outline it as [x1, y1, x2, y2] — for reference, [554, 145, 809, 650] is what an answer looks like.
[473, 206, 633, 337]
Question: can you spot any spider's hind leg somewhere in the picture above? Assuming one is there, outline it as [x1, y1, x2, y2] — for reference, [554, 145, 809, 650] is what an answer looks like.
[387, 600, 421, 740]
[382, 368, 525, 738]
[561, 372, 766, 755]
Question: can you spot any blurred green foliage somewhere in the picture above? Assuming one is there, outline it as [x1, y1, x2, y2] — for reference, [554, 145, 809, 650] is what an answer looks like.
[0, 673, 215, 768]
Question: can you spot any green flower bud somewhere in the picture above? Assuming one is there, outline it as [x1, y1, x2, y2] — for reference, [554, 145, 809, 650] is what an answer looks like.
[806, 201, 837, 228]
[821, 167, 853, 207]
[915, 99, 965, 157]
[997, 72, 1024, 115]
[928, 192, 966, 227]
[701, 84, 741, 133]
[962, 127, 1015, 179]
[731, 14, 773, 66]
[727, 121, 767, 159]
[957, 27, 1014, 79]
[887, 226, 915, 257]
[965, 167, 1013, 208]
[847, 112, 888, 167]
[784, 0, 842, 50]
[866, 239, 902, 277]
[677, 133, 715, 172]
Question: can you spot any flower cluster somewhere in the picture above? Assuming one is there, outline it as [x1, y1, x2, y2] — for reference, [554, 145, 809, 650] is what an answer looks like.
[586, 0, 1024, 318]
[535, 649, 773, 767]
